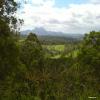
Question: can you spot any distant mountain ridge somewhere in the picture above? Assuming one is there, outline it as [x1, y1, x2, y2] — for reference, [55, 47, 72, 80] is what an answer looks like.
[21, 27, 84, 39]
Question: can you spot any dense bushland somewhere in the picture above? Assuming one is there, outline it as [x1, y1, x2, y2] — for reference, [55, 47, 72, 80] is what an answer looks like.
[0, 0, 100, 100]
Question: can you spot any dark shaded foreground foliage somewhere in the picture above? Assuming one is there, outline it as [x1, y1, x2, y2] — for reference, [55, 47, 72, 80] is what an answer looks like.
[0, 31, 100, 100]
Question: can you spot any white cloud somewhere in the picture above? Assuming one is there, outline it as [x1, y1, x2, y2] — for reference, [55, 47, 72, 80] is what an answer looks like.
[16, 0, 100, 34]
[89, 0, 100, 4]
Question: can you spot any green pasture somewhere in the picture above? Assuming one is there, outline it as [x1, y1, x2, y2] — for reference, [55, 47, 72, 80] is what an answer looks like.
[42, 44, 65, 52]
[42, 44, 79, 59]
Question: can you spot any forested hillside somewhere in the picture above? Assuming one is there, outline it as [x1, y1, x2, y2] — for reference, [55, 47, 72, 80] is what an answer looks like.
[0, 0, 100, 100]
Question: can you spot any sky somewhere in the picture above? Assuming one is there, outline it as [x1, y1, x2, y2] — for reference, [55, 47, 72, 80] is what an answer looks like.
[15, 0, 100, 34]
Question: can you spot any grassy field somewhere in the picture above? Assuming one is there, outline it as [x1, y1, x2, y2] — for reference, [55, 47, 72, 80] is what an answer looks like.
[43, 44, 65, 52]
[18, 37, 79, 59]
[42, 44, 79, 59]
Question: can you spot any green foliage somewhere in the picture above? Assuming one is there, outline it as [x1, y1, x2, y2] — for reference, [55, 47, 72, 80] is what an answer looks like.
[18, 33, 45, 99]
[0, 1, 100, 98]
[0, 0, 23, 99]
[0, 35, 20, 79]
[78, 31, 100, 80]
[65, 31, 100, 98]
[0, 0, 23, 30]
[20, 33, 44, 71]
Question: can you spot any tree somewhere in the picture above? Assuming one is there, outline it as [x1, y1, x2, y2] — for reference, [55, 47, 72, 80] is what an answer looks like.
[0, 0, 23, 99]
[20, 33, 44, 71]
[78, 31, 100, 80]
[72, 31, 100, 97]
[0, 0, 20, 79]
[19, 33, 45, 99]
